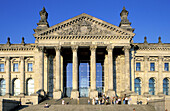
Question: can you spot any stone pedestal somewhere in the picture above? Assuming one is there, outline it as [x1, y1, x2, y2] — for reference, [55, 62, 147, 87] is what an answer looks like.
[53, 91, 62, 99]
[107, 90, 115, 98]
[90, 90, 98, 99]
[71, 90, 79, 99]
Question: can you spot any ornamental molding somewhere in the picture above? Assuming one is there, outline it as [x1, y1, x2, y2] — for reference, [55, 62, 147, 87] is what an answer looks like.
[135, 57, 144, 61]
[163, 57, 170, 61]
[34, 13, 135, 40]
[35, 35, 132, 40]
[0, 44, 36, 51]
[133, 43, 170, 51]
[149, 57, 158, 61]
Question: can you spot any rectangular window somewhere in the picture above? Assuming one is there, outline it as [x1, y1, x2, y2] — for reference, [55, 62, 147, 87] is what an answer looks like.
[0, 64, 4, 72]
[13, 63, 18, 72]
[164, 63, 169, 71]
[136, 62, 141, 71]
[28, 63, 33, 72]
[150, 63, 155, 71]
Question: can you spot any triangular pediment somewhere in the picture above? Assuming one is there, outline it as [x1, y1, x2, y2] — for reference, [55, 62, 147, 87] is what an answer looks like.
[34, 13, 135, 38]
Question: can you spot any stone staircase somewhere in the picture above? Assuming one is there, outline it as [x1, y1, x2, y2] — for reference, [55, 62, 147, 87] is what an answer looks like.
[14, 98, 156, 111]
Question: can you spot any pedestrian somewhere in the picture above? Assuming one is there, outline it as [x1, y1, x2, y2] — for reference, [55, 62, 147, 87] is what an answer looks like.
[133, 108, 135, 111]
[44, 103, 49, 108]
[62, 99, 65, 105]
[88, 99, 90, 105]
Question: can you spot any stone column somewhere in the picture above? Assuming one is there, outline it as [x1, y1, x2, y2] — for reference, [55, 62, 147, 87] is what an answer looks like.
[158, 56, 163, 96]
[5, 57, 10, 97]
[20, 56, 25, 96]
[143, 56, 149, 96]
[131, 47, 135, 92]
[53, 46, 62, 99]
[107, 45, 115, 97]
[38, 47, 44, 92]
[90, 45, 98, 98]
[124, 46, 131, 92]
[71, 45, 79, 99]
[104, 55, 108, 93]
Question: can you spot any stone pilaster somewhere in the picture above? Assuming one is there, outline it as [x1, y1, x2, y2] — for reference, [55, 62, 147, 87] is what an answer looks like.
[90, 45, 98, 99]
[53, 46, 62, 99]
[158, 56, 164, 96]
[124, 46, 131, 92]
[20, 56, 25, 96]
[143, 56, 149, 96]
[71, 45, 79, 99]
[5, 57, 10, 97]
[107, 45, 115, 97]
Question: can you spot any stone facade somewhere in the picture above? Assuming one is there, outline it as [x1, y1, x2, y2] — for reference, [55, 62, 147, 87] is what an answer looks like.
[0, 7, 169, 104]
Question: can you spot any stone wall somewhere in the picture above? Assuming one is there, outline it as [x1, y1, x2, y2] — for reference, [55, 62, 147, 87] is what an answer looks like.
[148, 99, 165, 111]
[0, 99, 20, 111]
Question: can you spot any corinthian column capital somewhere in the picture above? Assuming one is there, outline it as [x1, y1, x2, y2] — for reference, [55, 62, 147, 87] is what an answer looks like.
[123, 46, 131, 52]
[71, 45, 78, 52]
[90, 45, 97, 51]
[54, 46, 61, 51]
[106, 45, 114, 52]
[37, 46, 44, 52]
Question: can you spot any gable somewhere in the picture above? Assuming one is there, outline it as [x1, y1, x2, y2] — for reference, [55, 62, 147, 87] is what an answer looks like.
[34, 13, 135, 39]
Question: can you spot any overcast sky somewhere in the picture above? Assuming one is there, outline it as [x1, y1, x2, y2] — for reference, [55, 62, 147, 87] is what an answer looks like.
[0, 0, 170, 44]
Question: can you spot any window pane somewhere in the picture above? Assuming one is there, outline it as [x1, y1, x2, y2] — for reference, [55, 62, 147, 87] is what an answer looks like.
[136, 62, 141, 71]
[0, 64, 4, 72]
[135, 78, 141, 95]
[28, 63, 33, 72]
[13, 63, 18, 72]
[0, 79, 6, 96]
[149, 78, 155, 95]
[150, 63, 155, 71]
[163, 78, 169, 95]
[164, 63, 169, 71]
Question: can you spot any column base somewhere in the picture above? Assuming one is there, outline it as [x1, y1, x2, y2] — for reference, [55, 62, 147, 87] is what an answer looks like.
[53, 91, 62, 99]
[107, 90, 115, 98]
[90, 90, 98, 99]
[19, 93, 25, 97]
[71, 90, 79, 99]
[4, 93, 11, 98]
[158, 92, 165, 97]
[143, 92, 151, 97]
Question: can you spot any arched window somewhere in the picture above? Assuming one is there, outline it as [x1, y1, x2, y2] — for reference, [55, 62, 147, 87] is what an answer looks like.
[163, 78, 169, 95]
[13, 79, 20, 96]
[134, 78, 141, 95]
[149, 78, 155, 95]
[0, 79, 6, 96]
[27, 79, 34, 95]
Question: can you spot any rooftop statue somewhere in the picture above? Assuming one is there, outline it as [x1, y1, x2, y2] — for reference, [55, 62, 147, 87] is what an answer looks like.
[39, 7, 48, 23]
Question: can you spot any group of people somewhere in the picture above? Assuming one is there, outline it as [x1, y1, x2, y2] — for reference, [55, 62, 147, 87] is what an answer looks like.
[90, 94, 131, 105]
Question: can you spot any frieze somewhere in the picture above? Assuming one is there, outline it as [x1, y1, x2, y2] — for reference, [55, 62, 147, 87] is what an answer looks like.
[75, 42, 92, 45]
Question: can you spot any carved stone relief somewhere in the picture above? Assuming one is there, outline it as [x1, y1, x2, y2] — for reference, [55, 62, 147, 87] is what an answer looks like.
[56, 19, 112, 36]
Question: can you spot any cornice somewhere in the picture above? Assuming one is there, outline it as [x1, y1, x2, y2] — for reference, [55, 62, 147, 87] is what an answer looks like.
[0, 44, 36, 51]
[133, 43, 170, 51]
[34, 35, 133, 40]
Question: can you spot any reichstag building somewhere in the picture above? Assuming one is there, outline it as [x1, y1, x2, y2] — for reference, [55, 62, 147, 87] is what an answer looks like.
[0, 7, 169, 104]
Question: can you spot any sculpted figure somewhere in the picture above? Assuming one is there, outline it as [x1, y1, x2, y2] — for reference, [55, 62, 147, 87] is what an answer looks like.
[39, 7, 48, 22]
